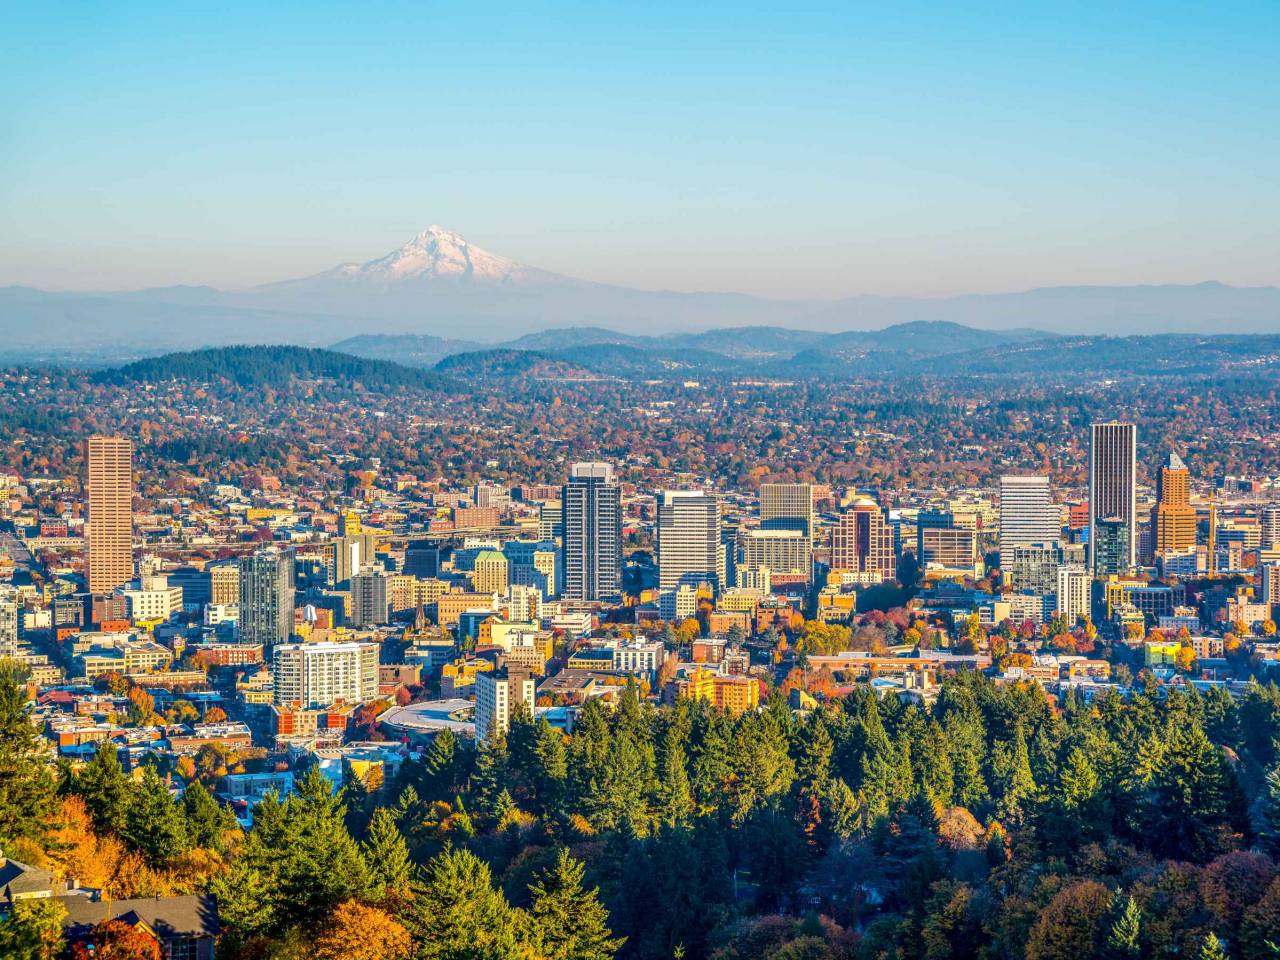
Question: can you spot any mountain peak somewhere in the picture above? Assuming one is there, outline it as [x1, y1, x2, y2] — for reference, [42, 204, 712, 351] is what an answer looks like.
[328, 225, 524, 284]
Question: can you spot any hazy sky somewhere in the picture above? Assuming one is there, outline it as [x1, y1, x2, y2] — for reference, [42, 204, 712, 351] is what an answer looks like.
[2, 1, 1277, 298]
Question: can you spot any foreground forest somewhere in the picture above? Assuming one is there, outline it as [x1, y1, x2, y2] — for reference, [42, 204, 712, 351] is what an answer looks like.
[5, 662, 1280, 959]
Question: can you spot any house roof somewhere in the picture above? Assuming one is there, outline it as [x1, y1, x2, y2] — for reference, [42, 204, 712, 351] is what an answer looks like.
[60, 893, 220, 940]
[0, 856, 56, 899]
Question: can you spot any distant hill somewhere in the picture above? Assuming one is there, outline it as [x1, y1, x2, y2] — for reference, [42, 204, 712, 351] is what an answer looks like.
[98, 345, 453, 391]
[330, 333, 484, 367]
[433, 349, 601, 380]
[5, 229, 1280, 354]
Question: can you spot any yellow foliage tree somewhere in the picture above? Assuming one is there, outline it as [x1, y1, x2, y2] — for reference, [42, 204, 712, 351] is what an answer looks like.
[312, 900, 412, 960]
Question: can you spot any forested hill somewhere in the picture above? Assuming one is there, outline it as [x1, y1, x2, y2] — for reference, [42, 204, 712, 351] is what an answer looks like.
[96, 345, 454, 392]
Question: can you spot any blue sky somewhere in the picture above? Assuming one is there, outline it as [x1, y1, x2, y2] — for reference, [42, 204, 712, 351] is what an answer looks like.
[1, 1, 1277, 297]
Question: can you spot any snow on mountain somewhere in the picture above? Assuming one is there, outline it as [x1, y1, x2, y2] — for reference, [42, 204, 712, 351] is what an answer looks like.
[309, 225, 574, 287]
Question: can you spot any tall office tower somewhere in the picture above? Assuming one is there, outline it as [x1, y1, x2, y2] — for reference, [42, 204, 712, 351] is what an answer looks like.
[273, 640, 378, 708]
[831, 497, 896, 579]
[1152, 452, 1196, 554]
[735, 528, 811, 583]
[1261, 563, 1280, 607]
[760, 483, 814, 538]
[1090, 422, 1137, 574]
[350, 568, 390, 627]
[0, 586, 18, 658]
[84, 436, 134, 594]
[1261, 503, 1280, 551]
[1056, 564, 1091, 623]
[562, 462, 622, 601]
[657, 490, 725, 595]
[998, 475, 1060, 561]
[238, 548, 295, 646]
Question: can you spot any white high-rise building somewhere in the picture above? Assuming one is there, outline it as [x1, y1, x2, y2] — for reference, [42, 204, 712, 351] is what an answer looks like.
[0, 586, 19, 658]
[657, 490, 724, 601]
[1090, 422, 1138, 574]
[999, 475, 1060, 562]
[1056, 564, 1091, 624]
[1261, 503, 1280, 552]
[474, 668, 536, 742]
[273, 640, 378, 709]
[1260, 563, 1280, 607]
[562, 463, 622, 601]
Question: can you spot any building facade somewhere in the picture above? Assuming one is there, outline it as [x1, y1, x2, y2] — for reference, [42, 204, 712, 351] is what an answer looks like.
[561, 462, 622, 601]
[85, 436, 134, 594]
[238, 549, 295, 647]
[1089, 422, 1137, 573]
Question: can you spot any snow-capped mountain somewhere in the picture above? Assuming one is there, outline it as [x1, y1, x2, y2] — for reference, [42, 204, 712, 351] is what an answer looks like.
[309, 225, 572, 287]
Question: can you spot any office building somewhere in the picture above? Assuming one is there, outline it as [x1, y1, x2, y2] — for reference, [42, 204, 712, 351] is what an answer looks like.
[472, 550, 510, 594]
[1261, 503, 1280, 552]
[1007, 543, 1063, 596]
[998, 475, 1059, 561]
[238, 549, 295, 646]
[1093, 517, 1132, 576]
[350, 568, 390, 627]
[273, 641, 378, 709]
[657, 490, 725, 599]
[84, 436, 134, 594]
[918, 526, 977, 571]
[1056, 564, 1091, 623]
[0, 586, 18, 658]
[1152, 452, 1196, 554]
[831, 498, 896, 579]
[735, 528, 810, 584]
[1090, 422, 1137, 573]
[1260, 563, 1280, 608]
[475, 667, 536, 741]
[562, 462, 621, 601]
[209, 561, 240, 606]
[760, 483, 813, 538]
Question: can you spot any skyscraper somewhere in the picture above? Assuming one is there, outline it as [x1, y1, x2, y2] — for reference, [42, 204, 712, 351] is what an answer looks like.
[1260, 503, 1280, 552]
[84, 435, 134, 594]
[998, 475, 1060, 562]
[831, 497, 896, 579]
[238, 548, 295, 647]
[1151, 452, 1196, 554]
[657, 490, 724, 596]
[562, 462, 622, 601]
[760, 483, 813, 538]
[1055, 564, 1091, 623]
[1090, 422, 1137, 574]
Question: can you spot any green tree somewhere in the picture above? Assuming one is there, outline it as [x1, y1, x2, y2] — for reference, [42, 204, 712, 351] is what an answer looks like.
[0, 898, 66, 960]
[122, 767, 189, 867]
[528, 848, 624, 960]
[409, 845, 524, 960]
[182, 779, 236, 852]
[1104, 896, 1142, 960]
[74, 739, 133, 835]
[363, 808, 413, 902]
[0, 660, 56, 850]
[1197, 932, 1228, 960]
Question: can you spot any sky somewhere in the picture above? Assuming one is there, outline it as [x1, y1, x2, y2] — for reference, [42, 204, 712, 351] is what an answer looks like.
[1, 1, 1278, 299]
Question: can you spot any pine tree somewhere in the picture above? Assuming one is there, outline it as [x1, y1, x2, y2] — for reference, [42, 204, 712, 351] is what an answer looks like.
[1263, 763, 1280, 854]
[655, 723, 693, 829]
[529, 848, 625, 960]
[74, 739, 132, 835]
[532, 718, 569, 819]
[410, 845, 523, 960]
[1197, 932, 1228, 960]
[1104, 895, 1141, 960]
[122, 767, 189, 867]
[0, 660, 56, 851]
[182, 779, 236, 852]
[362, 808, 412, 902]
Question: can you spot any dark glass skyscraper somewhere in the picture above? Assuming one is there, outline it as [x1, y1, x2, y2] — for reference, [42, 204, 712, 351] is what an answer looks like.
[1089, 422, 1137, 574]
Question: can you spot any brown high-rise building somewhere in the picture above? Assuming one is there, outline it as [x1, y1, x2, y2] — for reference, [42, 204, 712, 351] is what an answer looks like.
[1152, 452, 1196, 554]
[831, 497, 896, 579]
[85, 436, 134, 594]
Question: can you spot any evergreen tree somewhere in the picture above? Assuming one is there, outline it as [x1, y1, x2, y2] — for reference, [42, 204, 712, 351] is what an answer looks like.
[182, 779, 236, 852]
[1197, 932, 1228, 960]
[122, 767, 189, 867]
[363, 808, 413, 902]
[655, 722, 693, 829]
[528, 848, 624, 960]
[0, 660, 56, 851]
[74, 739, 132, 835]
[1263, 763, 1280, 854]
[279, 766, 372, 926]
[409, 845, 524, 960]
[1104, 896, 1142, 960]
[532, 718, 569, 819]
